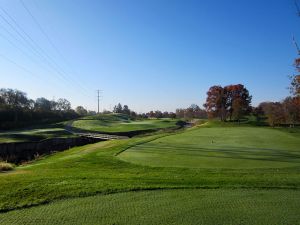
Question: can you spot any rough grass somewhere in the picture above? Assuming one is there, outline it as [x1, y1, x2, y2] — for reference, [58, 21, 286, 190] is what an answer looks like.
[1, 189, 299, 225]
[118, 126, 300, 169]
[0, 162, 14, 171]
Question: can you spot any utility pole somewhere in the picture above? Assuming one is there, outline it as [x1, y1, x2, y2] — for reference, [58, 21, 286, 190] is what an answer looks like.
[97, 90, 103, 114]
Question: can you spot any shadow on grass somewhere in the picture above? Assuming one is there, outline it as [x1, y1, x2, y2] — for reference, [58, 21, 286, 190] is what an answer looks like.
[0, 134, 43, 142]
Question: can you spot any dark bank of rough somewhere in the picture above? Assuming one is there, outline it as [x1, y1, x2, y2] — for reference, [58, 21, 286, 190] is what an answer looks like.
[0, 137, 102, 164]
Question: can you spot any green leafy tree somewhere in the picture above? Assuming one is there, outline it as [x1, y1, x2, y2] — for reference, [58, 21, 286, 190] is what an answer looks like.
[0, 88, 31, 124]
[76, 106, 88, 116]
[113, 103, 123, 113]
[56, 98, 71, 111]
[34, 97, 52, 111]
[122, 105, 130, 115]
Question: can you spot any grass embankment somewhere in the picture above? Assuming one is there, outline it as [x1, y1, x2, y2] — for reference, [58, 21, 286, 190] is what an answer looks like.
[71, 113, 179, 133]
[0, 124, 74, 143]
[0, 122, 299, 224]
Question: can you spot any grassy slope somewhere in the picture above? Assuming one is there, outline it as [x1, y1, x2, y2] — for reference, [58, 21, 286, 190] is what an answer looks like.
[0, 126, 300, 211]
[118, 126, 300, 169]
[0, 122, 74, 143]
[1, 189, 299, 225]
[0, 124, 300, 224]
[72, 113, 179, 133]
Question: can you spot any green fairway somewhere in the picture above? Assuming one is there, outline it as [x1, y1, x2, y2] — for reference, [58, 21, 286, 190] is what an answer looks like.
[0, 125, 300, 224]
[1, 189, 299, 225]
[119, 126, 300, 169]
[0, 128, 74, 143]
[71, 113, 179, 133]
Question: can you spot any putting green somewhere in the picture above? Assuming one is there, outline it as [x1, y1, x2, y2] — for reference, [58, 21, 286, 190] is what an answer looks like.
[0, 189, 299, 225]
[118, 127, 300, 169]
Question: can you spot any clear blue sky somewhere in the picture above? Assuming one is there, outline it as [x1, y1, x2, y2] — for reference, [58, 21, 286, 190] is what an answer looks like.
[0, 0, 299, 112]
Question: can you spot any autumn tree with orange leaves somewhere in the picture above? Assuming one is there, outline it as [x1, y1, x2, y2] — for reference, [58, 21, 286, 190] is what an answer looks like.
[204, 84, 251, 121]
[283, 55, 300, 125]
[291, 57, 300, 96]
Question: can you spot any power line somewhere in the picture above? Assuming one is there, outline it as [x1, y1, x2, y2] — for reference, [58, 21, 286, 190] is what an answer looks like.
[0, 53, 76, 97]
[19, 0, 93, 97]
[0, 23, 37, 57]
[0, 25, 34, 58]
[0, 6, 60, 67]
[0, 30, 79, 95]
[19, 0, 63, 60]
[0, 25, 61, 76]
[0, 6, 60, 68]
[0, 7, 69, 84]
[0, 53, 53, 86]
[0, 8, 42, 58]
[0, 5, 91, 98]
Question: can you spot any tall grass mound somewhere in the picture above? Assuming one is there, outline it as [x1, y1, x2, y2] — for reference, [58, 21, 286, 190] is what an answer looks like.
[83, 113, 131, 122]
[0, 162, 14, 171]
[72, 113, 179, 133]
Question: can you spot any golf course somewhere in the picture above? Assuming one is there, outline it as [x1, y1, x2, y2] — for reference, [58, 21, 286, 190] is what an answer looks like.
[0, 119, 300, 224]
[1, 1, 300, 224]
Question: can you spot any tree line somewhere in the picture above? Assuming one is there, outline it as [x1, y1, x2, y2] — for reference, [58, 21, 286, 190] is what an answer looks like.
[175, 104, 207, 119]
[254, 96, 300, 127]
[109, 103, 177, 119]
[0, 88, 79, 129]
[2, 72, 299, 130]
[109, 103, 207, 120]
[253, 73, 300, 127]
[203, 78, 300, 126]
[252, 54, 300, 127]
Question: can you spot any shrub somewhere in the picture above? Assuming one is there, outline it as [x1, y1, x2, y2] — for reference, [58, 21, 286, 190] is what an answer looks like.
[176, 120, 187, 127]
[0, 162, 14, 171]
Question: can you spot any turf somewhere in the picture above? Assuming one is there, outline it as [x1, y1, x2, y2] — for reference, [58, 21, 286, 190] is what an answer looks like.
[0, 125, 299, 224]
[0, 128, 74, 143]
[1, 189, 299, 225]
[118, 126, 300, 169]
[71, 113, 179, 133]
